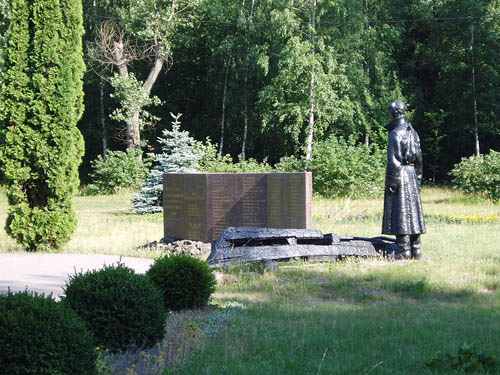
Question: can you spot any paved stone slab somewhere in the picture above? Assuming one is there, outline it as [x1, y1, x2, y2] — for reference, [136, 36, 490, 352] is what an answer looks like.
[207, 227, 383, 267]
[221, 227, 324, 241]
[0, 253, 153, 300]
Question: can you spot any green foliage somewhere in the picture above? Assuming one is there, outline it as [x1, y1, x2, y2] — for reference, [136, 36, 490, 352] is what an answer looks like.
[258, 3, 355, 158]
[201, 155, 269, 173]
[424, 110, 447, 182]
[0, 0, 85, 250]
[84, 0, 200, 151]
[307, 135, 385, 198]
[426, 343, 500, 374]
[87, 150, 150, 195]
[63, 263, 166, 352]
[132, 113, 202, 213]
[0, 290, 97, 375]
[147, 254, 217, 311]
[78, 0, 500, 183]
[274, 155, 308, 172]
[198, 138, 273, 173]
[198, 135, 384, 199]
[110, 72, 162, 132]
[450, 150, 500, 202]
[0, 1, 9, 78]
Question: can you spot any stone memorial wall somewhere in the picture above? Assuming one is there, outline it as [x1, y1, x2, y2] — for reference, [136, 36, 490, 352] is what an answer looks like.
[163, 173, 312, 243]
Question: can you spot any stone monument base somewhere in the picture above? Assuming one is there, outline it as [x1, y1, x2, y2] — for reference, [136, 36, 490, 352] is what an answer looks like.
[207, 227, 397, 268]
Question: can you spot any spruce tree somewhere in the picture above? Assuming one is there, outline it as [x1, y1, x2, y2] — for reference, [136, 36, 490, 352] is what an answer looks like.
[0, 0, 85, 250]
[132, 113, 202, 214]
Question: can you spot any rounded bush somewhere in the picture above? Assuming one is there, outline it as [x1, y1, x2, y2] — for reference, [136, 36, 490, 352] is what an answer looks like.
[0, 290, 97, 375]
[87, 149, 150, 195]
[450, 150, 500, 202]
[309, 135, 386, 198]
[63, 263, 165, 352]
[147, 254, 217, 311]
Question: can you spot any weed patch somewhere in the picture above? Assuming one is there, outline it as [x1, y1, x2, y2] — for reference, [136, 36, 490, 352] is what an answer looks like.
[426, 343, 500, 374]
[100, 303, 243, 374]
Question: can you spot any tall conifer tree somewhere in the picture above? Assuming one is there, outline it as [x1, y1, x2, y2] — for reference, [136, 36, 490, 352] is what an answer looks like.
[0, 0, 85, 250]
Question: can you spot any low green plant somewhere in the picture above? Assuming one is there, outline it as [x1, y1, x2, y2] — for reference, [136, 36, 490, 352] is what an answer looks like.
[425, 213, 500, 224]
[274, 155, 308, 172]
[147, 254, 217, 311]
[87, 150, 150, 195]
[63, 263, 166, 352]
[426, 343, 500, 373]
[450, 150, 500, 202]
[97, 304, 242, 375]
[0, 290, 97, 375]
[308, 135, 386, 198]
[95, 347, 113, 375]
[197, 138, 274, 173]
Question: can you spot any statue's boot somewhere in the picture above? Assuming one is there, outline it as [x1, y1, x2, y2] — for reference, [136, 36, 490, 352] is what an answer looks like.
[410, 235, 422, 260]
[395, 235, 411, 259]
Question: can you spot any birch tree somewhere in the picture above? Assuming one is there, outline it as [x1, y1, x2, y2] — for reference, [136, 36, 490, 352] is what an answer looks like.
[258, 0, 353, 160]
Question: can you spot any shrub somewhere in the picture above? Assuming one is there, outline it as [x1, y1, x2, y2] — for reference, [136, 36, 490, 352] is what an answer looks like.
[197, 138, 274, 173]
[308, 135, 386, 198]
[450, 150, 500, 202]
[63, 263, 166, 352]
[147, 254, 217, 311]
[0, 290, 97, 375]
[274, 155, 308, 172]
[87, 149, 150, 195]
[203, 155, 274, 173]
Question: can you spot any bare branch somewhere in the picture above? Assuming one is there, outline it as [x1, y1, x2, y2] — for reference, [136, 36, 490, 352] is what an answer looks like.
[87, 21, 147, 77]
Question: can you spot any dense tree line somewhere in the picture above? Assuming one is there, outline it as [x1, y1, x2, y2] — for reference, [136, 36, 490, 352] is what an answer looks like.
[2, 0, 500, 185]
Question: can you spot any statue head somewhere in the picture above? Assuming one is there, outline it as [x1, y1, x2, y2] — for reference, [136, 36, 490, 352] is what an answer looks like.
[388, 100, 406, 119]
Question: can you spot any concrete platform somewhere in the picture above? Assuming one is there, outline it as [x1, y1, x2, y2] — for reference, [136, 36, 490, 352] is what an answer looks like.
[0, 253, 154, 300]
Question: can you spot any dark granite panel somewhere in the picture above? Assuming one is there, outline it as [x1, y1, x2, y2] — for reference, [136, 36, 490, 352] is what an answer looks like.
[163, 173, 312, 243]
[267, 172, 312, 228]
[163, 174, 208, 241]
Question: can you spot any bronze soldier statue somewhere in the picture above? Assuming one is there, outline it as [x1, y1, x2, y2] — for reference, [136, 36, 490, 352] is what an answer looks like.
[382, 101, 426, 259]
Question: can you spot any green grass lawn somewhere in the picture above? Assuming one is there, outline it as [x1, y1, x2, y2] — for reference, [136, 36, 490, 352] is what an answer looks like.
[0, 188, 165, 257]
[1, 186, 499, 374]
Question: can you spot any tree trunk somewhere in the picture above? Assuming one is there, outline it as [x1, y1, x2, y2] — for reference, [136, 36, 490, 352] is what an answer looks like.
[306, 83, 315, 162]
[242, 106, 248, 161]
[143, 54, 165, 94]
[219, 60, 229, 155]
[113, 39, 128, 77]
[471, 25, 480, 156]
[128, 111, 141, 152]
[112, 38, 142, 152]
[241, 0, 255, 161]
[364, 0, 370, 147]
[99, 78, 107, 159]
[126, 53, 165, 157]
[306, 0, 316, 162]
[112, 37, 166, 155]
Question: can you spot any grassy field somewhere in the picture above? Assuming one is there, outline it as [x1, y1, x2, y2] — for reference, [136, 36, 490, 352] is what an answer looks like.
[1, 187, 499, 374]
[0, 188, 165, 257]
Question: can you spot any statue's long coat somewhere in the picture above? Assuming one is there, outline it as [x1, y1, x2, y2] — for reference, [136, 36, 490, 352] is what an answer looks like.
[382, 117, 426, 235]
